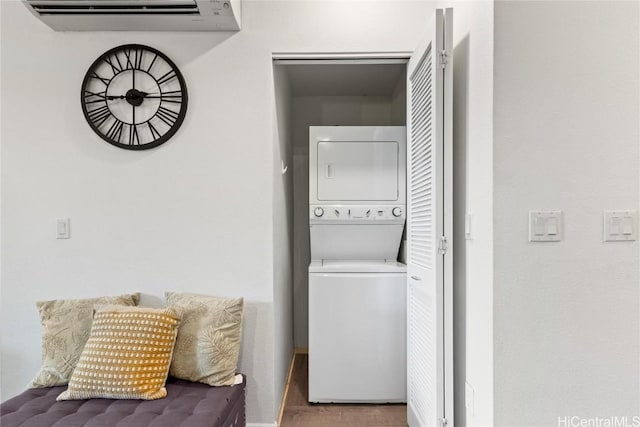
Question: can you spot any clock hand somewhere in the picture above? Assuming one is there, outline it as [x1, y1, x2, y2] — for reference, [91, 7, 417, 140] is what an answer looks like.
[106, 90, 157, 101]
[142, 94, 180, 99]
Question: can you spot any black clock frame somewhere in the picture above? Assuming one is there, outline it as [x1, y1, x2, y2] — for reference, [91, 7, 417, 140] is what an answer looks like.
[81, 44, 188, 151]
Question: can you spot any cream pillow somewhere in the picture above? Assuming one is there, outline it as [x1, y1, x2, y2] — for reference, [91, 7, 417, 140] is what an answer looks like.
[57, 305, 181, 401]
[165, 292, 243, 386]
[30, 293, 140, 388]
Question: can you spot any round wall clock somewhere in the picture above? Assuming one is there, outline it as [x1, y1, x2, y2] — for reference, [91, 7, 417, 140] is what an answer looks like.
[81, 44, 188, 150]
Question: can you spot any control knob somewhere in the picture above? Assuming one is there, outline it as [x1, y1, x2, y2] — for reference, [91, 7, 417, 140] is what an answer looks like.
[313, 207, 324, 217]
[392, 207, 403, 217]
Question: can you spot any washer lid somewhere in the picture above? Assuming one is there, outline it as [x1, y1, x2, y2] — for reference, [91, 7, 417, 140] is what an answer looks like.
[309, 260, 407, 273]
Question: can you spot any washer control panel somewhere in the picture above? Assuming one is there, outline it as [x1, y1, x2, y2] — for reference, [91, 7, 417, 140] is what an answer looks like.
[310, 205, 405, 221]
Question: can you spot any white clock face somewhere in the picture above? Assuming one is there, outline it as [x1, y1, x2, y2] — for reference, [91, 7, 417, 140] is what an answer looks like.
[81, 45, 187, 150]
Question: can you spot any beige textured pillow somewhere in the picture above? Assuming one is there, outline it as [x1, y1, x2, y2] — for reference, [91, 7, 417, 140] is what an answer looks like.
[30, 293, 140, 388]
[165, 292, 243, 386]
[57, 305, 181, 401]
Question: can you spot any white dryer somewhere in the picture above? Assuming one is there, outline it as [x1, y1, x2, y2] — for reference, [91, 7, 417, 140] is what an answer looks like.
[308, 126, 407, 403]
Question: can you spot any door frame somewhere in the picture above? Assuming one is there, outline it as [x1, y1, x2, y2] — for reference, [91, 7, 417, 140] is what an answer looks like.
[272, 49, 455, 424]
[272, 52, 411, 63]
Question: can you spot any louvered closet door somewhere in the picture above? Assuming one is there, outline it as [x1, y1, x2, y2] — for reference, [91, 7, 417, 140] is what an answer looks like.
[406, 8, 453, 427]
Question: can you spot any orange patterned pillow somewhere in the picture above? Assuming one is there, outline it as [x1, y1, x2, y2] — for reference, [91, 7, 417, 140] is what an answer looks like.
[57, 305, 181, 401]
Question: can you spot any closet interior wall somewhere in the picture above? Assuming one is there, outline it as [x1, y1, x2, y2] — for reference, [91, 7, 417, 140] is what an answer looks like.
[274, 61, 407, 348]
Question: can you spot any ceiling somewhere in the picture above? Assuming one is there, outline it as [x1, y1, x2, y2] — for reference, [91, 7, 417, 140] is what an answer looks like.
[281, 63, 406, 97]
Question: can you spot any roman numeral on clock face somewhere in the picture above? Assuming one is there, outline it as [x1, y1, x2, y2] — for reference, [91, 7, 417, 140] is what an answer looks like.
[90, 72, 110, 86]
[160, 90, 182, 104]
[104, 54, 123, 75]
[156, 107, 180, 127]
[148, 122, 162, 140]
[105, 119, 124, 143]
[122, 47, 145, 71]
[123, 48, 135, 70]
[157, 69, 177, 86]
[147, 54, 158, 73]
[129, 124, 140, 145]
[134, 48, 144, 70]
[87, 105, 111, 127]
[84, 90, 106, 104]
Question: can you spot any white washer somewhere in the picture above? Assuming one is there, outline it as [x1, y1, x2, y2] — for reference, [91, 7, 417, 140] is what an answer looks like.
[308, 260, 407, 403]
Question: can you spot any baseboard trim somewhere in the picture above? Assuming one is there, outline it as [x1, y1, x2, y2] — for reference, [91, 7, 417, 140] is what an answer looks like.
[247, 423, 277, 427]
[276, 351, 297, 426]
[294, 347, 308, 354]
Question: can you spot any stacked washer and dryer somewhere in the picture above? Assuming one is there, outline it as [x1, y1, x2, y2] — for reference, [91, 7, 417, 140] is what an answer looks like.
[308, 126, 407, 403]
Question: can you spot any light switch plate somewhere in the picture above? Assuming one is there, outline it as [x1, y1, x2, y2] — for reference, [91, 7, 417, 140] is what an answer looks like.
[529, 211, 563, 242]
[56, 218, 70, 239]
[465, 212, 473, 240]
[604, 210, 637, 242]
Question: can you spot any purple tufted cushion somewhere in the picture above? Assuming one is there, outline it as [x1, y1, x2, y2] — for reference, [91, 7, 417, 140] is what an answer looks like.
[1, 376, 245, 427]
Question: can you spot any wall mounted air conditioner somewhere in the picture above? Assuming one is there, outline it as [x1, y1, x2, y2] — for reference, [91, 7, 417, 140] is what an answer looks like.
[23, 0, 241, 31]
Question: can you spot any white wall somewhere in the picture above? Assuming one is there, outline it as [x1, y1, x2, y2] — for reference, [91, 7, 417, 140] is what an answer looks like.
[392, 77, 407, 128]
[272, 64, 294, 417]
[290, 94, 405, 347]
[0, 1, 432, 424]
[493, 1, 640, 425]
[433, 1, 496, 425]
[0, 4, 277, 421]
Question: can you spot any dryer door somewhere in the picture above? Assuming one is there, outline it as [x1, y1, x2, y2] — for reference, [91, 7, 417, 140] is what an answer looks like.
[317, 141, 399, 201]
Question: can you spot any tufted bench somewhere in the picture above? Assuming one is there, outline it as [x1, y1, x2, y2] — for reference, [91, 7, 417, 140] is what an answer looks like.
[0, 376, 246, 427]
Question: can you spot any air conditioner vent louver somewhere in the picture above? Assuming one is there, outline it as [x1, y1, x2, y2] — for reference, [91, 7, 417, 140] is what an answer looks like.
[23, 0, 241, 30]
[28, 0, 199, 15]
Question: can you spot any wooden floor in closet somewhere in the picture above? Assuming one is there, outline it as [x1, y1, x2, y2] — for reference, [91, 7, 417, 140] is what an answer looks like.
[279, 353, 407, 427]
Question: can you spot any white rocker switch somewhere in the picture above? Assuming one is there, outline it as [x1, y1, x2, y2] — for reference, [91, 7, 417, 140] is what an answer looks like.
[610, 217, 621, 235]
[534, 216, 546, 236]
[604, 210, 637, 242]
[623, 216, 634, 235]
[529, 211, 563, 242]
